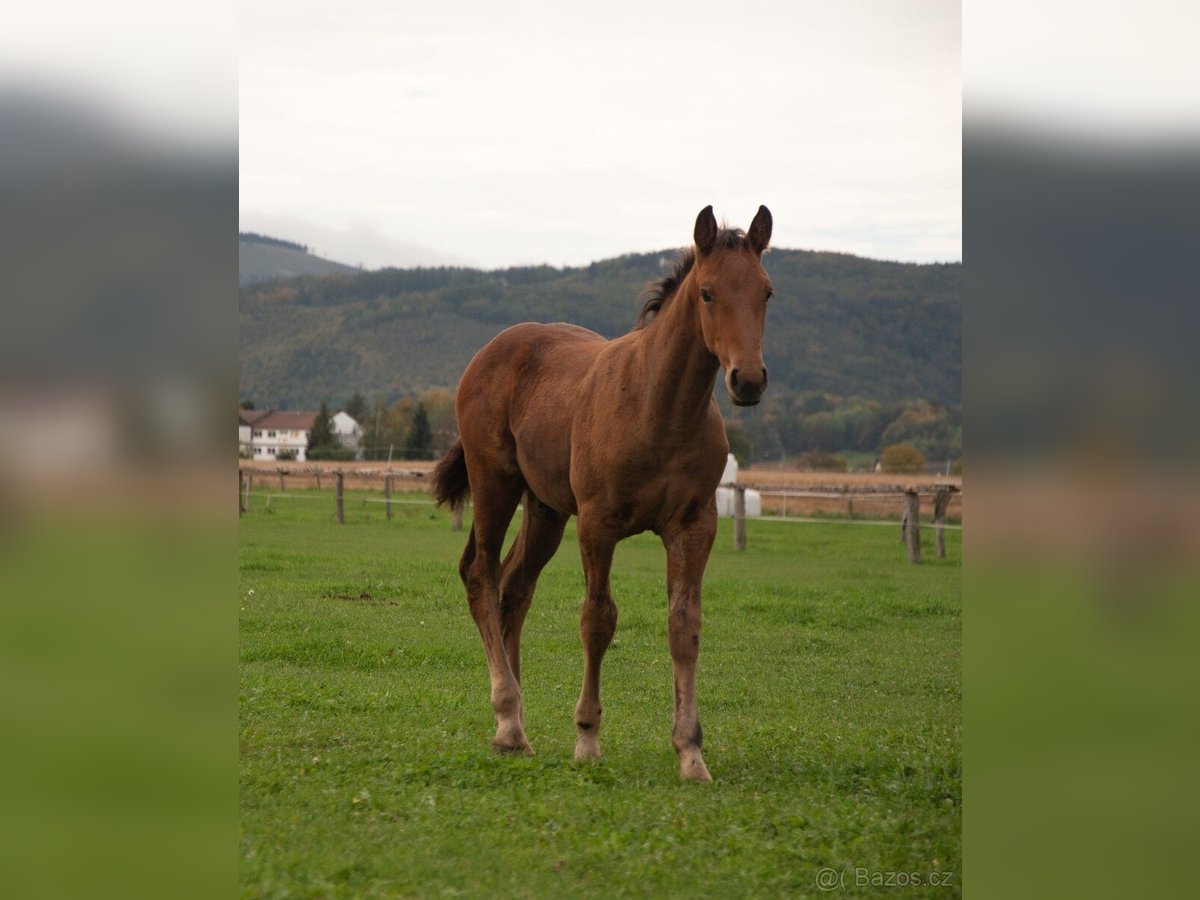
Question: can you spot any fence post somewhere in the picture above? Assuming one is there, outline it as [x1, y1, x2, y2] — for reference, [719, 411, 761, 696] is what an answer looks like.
[335, 472, 345, 525]
[733, 484, 746, 551]
[385, 475, 393, 521]
[315, 469, 322, 491]
[277, 468, 285, 492]
[903, 488, 922, 564]
[244, 470, 252, 512]
[933, 486, 955, 559]
[451, 500, 464, 531]
[239, 469, 244, 516]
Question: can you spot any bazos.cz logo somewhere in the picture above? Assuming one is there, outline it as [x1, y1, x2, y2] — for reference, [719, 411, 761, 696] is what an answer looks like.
[815, 866, 956, 891]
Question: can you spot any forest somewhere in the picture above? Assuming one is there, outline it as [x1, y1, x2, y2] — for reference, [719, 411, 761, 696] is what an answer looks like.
[240, 246, 960, 465]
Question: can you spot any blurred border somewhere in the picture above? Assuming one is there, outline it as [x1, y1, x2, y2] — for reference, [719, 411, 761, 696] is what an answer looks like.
[4, 1, 1198, 896]
[965, 3, 1200, 895]
[0, 6, 236, 898]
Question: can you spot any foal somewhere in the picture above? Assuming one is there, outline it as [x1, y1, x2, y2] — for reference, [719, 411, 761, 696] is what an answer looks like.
[433, 205, 773, 781]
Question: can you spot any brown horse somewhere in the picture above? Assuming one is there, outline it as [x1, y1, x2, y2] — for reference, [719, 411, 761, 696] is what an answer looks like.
[432, 205, 773, 781]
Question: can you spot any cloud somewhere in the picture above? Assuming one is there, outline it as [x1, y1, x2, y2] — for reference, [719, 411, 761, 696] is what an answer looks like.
[240, 0, 960, 267]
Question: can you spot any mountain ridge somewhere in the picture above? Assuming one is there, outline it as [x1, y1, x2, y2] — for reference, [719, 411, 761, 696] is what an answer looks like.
[239, 244, 960, 441]
[239, 233, 360, 285]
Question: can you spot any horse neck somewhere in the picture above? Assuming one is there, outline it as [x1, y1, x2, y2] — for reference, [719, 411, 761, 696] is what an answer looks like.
[636, 274, 719, 428]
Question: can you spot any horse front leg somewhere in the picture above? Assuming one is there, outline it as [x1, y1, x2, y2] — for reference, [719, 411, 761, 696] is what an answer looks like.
[573, 515, 618, 760]
[662, 507, 717, 782]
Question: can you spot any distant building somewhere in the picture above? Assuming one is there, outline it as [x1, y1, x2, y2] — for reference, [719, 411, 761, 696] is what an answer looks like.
[239, 409, 316, 461]
[238, 409, 269, 455]
[331, 410, 363, 459]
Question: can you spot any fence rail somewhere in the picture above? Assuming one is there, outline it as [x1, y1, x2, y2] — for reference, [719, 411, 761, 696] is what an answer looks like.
[239, 467, 960, 563]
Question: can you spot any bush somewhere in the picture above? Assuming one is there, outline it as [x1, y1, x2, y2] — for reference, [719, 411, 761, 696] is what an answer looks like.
[797, 450, 848, 471]
[880, 443, 926, 473]
[306, 445, 356, 461]
[276, 450, 297, 461]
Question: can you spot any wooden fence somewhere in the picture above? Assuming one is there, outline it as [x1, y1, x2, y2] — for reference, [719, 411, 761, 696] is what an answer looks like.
[239, 466, 960, 563]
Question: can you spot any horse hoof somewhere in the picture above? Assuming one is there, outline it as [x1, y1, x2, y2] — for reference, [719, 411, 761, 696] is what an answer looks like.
[680, 757, 713, 782]
[492, 738, 535, 756]
[574, 737, 602, 760]
[494, 744, 537, 758]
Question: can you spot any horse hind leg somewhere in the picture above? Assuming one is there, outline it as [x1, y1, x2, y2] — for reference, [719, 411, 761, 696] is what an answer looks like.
[461, 472, 530, 754]
[498, 493, 568, 685]
[457, 527, 477, 588]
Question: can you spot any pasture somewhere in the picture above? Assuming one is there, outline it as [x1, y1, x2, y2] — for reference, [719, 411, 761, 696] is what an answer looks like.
[240, 491, 960, 897]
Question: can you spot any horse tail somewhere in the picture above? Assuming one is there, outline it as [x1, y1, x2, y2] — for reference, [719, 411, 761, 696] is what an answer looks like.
[431, 440, 470, 509]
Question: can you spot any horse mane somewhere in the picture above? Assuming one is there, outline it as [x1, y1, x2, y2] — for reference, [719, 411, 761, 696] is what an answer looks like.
[636, 228, 749, 327]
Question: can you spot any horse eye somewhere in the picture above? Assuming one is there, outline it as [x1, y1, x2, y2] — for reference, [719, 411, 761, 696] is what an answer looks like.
[700, 288, 714, 304]
[765, 289, 773, 302]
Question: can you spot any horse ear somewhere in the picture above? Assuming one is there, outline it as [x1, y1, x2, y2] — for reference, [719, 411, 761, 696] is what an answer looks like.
[694, 205, 718, 255]
[747, 205, 772, 255]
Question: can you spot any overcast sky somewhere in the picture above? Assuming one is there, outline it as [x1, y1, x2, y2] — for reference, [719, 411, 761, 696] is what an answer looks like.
[240, 0, 960, 270]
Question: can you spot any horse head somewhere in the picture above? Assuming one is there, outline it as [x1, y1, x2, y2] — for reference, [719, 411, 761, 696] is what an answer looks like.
[692, 205, 773, 407]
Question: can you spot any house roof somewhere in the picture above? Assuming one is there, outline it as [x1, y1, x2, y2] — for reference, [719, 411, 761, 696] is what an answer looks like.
[238, 409, 271, 426]
[251, 410, 317, 431]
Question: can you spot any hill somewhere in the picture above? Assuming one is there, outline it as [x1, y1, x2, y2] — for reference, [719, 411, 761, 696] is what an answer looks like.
[239, 247, 961, 459]
[239, 233, 359, 285]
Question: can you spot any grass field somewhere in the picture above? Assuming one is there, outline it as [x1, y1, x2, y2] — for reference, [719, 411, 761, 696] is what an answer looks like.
[240, 491, 960, 897]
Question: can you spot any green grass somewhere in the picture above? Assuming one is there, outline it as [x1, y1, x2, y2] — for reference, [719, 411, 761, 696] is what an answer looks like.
[240, 490, 960, 897]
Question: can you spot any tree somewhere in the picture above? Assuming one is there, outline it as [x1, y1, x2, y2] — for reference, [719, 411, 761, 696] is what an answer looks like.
[419, 387, 458, 453]
[344, 392, 368, 424]
[406, 403, 433, 460]
[361, 397, 412, 460]
[307, 444, 354, 460]
[308, 402, 334, 453]
[360, 398, 385, 460]
[880, 443, 926, 474]
[798, 450, 848, 472]
[802, 411, 846, 453]
[725, 421, 751, 466]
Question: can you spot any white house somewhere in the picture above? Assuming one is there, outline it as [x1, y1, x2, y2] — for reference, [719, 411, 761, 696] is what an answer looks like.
[238, 409, 269, 455]
[239, 409, 315, 461]
[331, 410, 363, 459]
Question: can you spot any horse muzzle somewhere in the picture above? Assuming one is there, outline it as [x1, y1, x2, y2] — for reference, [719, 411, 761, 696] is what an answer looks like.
[727, 366, 767, 407]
